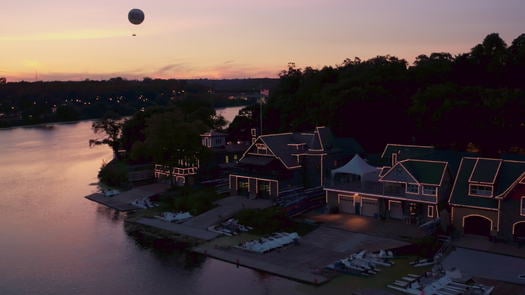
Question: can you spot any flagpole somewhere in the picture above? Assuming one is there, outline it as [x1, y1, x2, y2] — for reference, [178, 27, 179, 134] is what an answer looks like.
[259, 93, 263, 135]
[259, 89, 269, 136]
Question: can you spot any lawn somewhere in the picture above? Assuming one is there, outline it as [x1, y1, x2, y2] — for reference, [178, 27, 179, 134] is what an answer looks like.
[296, 257, 433, 294]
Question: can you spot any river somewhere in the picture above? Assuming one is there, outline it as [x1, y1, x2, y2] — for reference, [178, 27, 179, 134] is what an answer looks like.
[0, 108, 328, 295]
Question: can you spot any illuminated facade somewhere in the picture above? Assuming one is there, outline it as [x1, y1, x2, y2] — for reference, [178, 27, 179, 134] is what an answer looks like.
[449, 157, 525, 241]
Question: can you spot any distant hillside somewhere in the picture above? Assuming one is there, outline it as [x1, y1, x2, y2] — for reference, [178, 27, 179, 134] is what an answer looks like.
[186, 78, 279, 92]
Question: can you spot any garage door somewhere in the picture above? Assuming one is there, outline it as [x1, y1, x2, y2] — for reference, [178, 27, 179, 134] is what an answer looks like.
[361, 198, 378, 217]
[464, 215, 491, 236]
[389, 201, 403, 219]
[339, 196, 354, 214]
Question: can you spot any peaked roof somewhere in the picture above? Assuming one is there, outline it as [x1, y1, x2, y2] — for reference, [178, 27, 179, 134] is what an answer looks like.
[401, 160, 447, 185]
[331, 154, 378, 177]
[379, 159, 446, 185]
[379, 143, 476, 177]
[449, 157, 525, 209]
[381, 144, 434, 163]
[259, 133, 307, 168]
[239, 127, 362, 169]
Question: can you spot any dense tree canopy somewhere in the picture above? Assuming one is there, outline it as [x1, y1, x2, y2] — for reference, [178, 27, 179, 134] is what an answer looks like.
[259, 33, 525, 155]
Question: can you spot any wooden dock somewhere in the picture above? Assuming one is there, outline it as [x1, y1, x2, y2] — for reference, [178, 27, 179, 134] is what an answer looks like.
[85, 183, 169, 211]
[192, 246, 331, 285]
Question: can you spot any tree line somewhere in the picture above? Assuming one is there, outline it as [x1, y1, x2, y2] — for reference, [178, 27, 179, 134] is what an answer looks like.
[256, 33, 525, 154]
[0, 78, 275, 127]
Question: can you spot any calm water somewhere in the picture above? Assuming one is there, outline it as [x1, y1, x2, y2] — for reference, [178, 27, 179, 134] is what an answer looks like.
[215, 105, 245, 127]
[0, 114, 333, 295]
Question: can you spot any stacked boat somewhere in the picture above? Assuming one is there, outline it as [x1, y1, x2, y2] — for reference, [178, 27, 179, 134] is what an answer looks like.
[234, 232, 300, 253]
[155, 211, 192, 223]
[103, 189, 120, 197]
[131, 197, 159, 209]
[326, 249, 394, 276]
[387, 269, 494, 295]
[209, 218, 253, 236]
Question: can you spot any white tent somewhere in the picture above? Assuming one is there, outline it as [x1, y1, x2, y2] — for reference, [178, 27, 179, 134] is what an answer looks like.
[331, 154, 379, 182]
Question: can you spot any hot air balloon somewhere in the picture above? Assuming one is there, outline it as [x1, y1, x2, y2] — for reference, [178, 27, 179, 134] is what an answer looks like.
[128, 8, 144, 25]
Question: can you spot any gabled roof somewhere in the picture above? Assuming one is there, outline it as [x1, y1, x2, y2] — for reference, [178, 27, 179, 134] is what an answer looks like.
[379, 162, 419, 184]
[381, 144, 434, 164]
[401, 160, 448, 185]
[379, 159, 447, 185]
[238, 156, 274, 166]
[260, 133, 308, 168]
[449, 157, 525, 209]
[239, 127, 362, 169]
[379, 143, 475, 176]
[495, 162, 525, 199]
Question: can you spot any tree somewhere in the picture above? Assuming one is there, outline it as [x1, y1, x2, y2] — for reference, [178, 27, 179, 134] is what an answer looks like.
[90, 113, 123, 158]
[144, 108, 209, 186]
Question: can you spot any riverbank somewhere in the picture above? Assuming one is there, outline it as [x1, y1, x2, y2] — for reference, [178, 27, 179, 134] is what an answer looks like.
[85, 182, 525, 292]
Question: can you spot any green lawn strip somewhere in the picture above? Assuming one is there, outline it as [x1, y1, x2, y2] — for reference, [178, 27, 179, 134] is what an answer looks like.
[306, 257, 432, 294]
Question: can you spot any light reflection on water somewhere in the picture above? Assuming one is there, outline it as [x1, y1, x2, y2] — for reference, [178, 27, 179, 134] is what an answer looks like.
[215, 105, 246, 126]
[0, 115, 323, 295]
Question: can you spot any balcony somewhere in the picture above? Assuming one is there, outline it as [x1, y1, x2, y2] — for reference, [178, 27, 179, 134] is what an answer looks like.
[325, 180, 436, 203]
[154, 164, 198, 177]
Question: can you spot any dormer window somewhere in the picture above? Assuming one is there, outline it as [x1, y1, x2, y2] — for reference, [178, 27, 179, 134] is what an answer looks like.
[256, 143, 268, 154]
[406, 183, 419, 194]
[469, 184, 493, 197]
[423, 185, 438, 196]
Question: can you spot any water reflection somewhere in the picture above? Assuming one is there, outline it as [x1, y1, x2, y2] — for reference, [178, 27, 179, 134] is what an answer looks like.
[96, 205, 127, 223]
[124, 222, 206, 270]
[0, 117, 312, 295]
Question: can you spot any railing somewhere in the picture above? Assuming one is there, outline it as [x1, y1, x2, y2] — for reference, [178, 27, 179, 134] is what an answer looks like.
[154, 164, 198, 176]
[325, 180, 433, 201]
[275, 186, 325, 216]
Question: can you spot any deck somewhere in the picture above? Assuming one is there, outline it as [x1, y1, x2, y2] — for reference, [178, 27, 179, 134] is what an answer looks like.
[85, 183, 169, 211]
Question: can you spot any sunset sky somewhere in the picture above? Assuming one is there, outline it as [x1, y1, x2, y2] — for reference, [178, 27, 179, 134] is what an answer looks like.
[1, 0, 524, 82]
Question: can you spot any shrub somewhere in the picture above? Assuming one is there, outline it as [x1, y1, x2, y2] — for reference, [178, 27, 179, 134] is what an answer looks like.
[98, 160, 128, 187]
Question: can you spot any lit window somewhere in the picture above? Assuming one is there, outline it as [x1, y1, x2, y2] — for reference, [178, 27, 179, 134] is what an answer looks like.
[406, 183, 419, 194]
[225, 155, 229, 163]
[469, 184, 493, 197]
[423, 186, 437, 196]
[239, 180, 249, 190]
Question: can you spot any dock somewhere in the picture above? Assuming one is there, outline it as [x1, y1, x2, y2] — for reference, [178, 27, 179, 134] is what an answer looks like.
[133, 196, 273, 241]
[88, 189, 412, 286]
[85, 183, 169, 211]
[135, 218, 220, 241]
[193, 225, 409, 286]
[193, 246, 330, 285]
